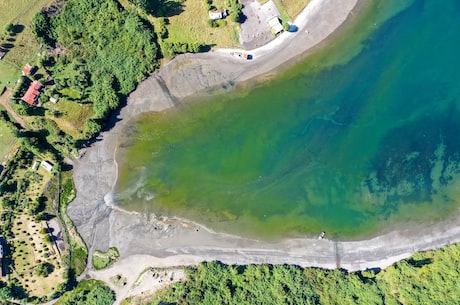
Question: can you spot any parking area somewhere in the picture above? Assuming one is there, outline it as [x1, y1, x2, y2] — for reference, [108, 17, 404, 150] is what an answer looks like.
[239, 0, 281, 49]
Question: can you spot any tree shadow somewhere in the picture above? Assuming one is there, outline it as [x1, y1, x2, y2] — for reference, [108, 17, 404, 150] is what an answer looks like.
[34, 73, 44, 81]
[26, 106, 45, 117]
[10, 284, 28, 299]
[61, 163, 73, 171]
[1, 43, 14, 49]
[148, 0, 184, 17]
[237, 12, 247, 23]
[12, 24, 25, 34]
[408, 257, 433, 268]
[198, 44, 215, 52]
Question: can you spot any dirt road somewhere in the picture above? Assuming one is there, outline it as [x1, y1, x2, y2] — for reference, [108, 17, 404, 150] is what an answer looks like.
[0, 88, 25, 128]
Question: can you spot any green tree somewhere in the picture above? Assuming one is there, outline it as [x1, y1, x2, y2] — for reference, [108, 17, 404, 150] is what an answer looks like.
[0, 286, 13, 304]
[31, 12, 55, 46]
[3, 23, 14, 35]
[35, 262, 54, 277]
[128, 0, 148, 11]
[227, 0, 243, 23]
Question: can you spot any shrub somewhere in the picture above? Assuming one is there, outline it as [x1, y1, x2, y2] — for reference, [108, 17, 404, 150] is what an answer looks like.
[92, 247, 120, 270]
[35, 262, 54, 277]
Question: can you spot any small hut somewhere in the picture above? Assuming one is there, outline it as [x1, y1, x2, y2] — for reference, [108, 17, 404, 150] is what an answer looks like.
[268, 17, 283, 35]
[209, 9, 227, 20]
[40, 160, 54, 172]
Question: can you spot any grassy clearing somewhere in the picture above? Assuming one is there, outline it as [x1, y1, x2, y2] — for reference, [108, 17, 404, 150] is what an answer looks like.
[0, 0, 54, 68]
[0, 61, 20, 86]
[278, 0, 310, 19]
[165, 0, 240, 47]
[45, 99, 93, 139]
[0, 119, 16, 163]
[10, 214, 65, 298]
[9, 154, 53, 208]
[92, 247, 120, 270]
[128, 0, 240, 50]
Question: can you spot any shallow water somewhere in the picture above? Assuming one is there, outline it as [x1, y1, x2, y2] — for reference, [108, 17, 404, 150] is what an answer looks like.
[115, 0, 460, 239]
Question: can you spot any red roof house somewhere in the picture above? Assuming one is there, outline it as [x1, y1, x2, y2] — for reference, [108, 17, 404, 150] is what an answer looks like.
[22, 64, 32, 76]
[22, 80, 42, 106]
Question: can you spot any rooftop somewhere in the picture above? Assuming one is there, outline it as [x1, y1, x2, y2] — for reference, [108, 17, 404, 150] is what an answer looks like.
[22, 80, 42, 106]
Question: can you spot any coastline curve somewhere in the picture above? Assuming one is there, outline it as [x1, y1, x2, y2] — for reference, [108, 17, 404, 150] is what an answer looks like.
[67, 0, 460, 278]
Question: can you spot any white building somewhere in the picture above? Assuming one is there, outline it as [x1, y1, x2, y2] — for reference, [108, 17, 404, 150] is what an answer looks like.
[209, 9, 227, 20]
[40, 160, 54, 172]
[268, 17, 283, 35]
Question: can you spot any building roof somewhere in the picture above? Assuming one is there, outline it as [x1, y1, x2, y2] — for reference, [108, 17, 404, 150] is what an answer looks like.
[0, 49, 6, 59]
[268, 17, 283, 35]
[22, 63, 32, 76]
[22, 80, 42, 106]
[209, 9, 227, 20]
[40, 160, 53, 172]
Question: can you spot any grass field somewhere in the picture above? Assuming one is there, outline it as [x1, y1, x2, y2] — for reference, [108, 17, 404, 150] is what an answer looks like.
[45, 99, 93, 139]
[0, 61, 20, 86]
[0, 119, 16, 163]
[0, 0, 54, 69]
[278, 0, 310, 19]
[164, 0, 240, 48]
[92, 247, 120, 270]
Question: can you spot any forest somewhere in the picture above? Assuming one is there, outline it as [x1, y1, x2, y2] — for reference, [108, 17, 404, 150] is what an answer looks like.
[32, 0, 159, 139]
[151, 242, 460, 305]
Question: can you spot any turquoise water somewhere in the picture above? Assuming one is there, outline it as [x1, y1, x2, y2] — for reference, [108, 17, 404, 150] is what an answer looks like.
[116, 0, 460, 239]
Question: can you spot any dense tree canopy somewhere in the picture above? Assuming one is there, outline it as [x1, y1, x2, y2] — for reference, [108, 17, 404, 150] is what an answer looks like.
[152, 242, 460, 305]
[33, 0, 159, 138]
[31, 11, 55, 46]
[56, 280, 115, 305]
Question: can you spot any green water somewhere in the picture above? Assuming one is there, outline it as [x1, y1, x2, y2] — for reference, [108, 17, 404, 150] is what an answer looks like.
[116, 0, 460, 239]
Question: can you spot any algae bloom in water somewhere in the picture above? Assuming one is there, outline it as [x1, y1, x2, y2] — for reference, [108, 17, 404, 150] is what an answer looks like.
[116, 0, 460, 239]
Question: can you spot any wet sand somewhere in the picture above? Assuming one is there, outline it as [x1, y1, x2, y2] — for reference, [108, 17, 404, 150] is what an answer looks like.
[67, 0, 460, 287]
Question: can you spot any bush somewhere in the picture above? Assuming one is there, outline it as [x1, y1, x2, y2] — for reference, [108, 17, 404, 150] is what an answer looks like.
[35, 262, 54, 277]
[92, 247, 120, 270]
[4, 23, 14, 35]
[56, 280, 115, 305]
[203, 0, 212, 10]
[158, 18, 169, 39]
[227, 0, 243, 23]
[208, 19, 218, 28]
[162, 41, 205, 56]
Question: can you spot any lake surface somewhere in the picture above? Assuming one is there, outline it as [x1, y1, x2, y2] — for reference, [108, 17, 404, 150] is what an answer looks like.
[115, 0, 460, 239]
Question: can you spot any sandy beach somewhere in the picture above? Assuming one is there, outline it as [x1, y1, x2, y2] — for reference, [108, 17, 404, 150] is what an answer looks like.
[67, 0, 460, 302]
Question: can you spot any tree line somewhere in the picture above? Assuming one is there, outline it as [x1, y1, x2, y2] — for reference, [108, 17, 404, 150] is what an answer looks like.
[151, 242, 460, 304]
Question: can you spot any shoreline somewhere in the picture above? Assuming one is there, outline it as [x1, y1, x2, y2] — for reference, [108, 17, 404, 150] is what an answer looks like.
[67, 0, 460, 291]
